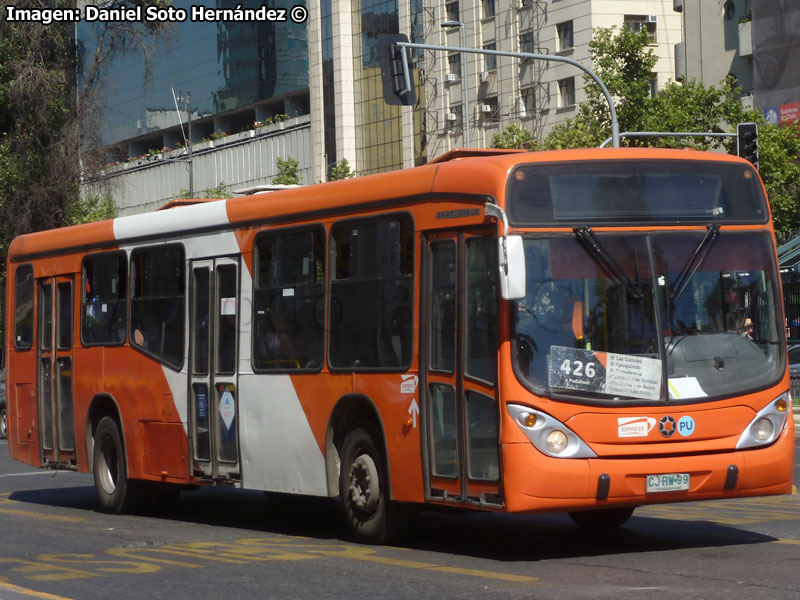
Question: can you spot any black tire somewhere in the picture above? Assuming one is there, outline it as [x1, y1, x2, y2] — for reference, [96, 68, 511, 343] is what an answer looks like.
[568, 506, 635, 529]
[92, 416, 149, 513]
[0, 405, 7, 440]
[340, 427, 393, 544]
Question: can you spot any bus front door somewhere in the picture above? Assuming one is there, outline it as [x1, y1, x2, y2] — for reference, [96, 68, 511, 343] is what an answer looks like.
[188, 258, 241, 481]
[423, 230, 503, 507]
[36, 276, 76, 467]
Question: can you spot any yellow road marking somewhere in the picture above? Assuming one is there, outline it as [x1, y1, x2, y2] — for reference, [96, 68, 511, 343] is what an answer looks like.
[0, 497, 86, 523]
[775, 539, 800, 546]
[0, 581, 74, 599]
[0, 507, 86, 523]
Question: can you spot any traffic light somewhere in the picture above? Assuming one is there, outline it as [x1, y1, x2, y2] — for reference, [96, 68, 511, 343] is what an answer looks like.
[378, 33, 416, 106]
[737, 122, 758, 168]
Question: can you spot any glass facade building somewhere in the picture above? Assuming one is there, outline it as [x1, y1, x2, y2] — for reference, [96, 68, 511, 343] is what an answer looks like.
[79, 0, 309, 153]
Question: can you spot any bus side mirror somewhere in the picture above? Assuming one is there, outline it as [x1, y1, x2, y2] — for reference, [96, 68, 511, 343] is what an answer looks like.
[499, 235, 526, 300]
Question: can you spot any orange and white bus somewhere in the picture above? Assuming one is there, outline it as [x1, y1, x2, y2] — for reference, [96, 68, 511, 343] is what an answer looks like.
[5, 148, 794, 543]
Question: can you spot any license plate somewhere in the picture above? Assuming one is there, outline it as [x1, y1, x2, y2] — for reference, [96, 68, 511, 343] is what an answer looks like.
[646, 473, 690, 493]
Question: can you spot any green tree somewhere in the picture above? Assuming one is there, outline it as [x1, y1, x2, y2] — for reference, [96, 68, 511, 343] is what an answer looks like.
[543, 26, 657, 149]
[273, 156, 301, 185]
[0, 0, 170, 263]
[329, 158, 355, 181]
[66, 192, 118, 224]
[756, 122, 800, 241]
[492, 124, 536, 150]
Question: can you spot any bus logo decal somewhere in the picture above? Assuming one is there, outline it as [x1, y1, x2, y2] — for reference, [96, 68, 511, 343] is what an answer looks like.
[659, 416, 676, 438]
[401, 374, 418, 394]
[677, 416, 696, 437]
[617, 416, 656, 438]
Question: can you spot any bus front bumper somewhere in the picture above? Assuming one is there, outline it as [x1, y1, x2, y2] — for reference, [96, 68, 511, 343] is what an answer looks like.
[501, 425, 795, 514]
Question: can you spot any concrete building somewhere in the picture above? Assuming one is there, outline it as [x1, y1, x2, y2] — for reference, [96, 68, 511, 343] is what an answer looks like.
[418, 0, 680, 158]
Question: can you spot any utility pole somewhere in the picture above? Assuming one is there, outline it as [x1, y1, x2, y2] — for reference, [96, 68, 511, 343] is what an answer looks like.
[187, 89, 193, 198]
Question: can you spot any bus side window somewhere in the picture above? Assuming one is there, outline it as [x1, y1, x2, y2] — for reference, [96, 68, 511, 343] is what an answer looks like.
[130, 245, 185, 369]
[253, 227, 325, 371]
[82, 252, 127, 346]
[329, 215, 413, 370]
[14, 264, 34, 350]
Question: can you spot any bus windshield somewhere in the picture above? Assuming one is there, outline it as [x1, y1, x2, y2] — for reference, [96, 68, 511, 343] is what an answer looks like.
[511, 231, 784, 402]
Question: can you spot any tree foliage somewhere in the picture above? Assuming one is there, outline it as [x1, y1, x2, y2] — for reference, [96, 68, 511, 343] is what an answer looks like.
[0, 0, 170, 263]
[492, 124, 535, 151]
[329, 158, 355, 181]
[537, 25, 800, 238]
[177, 181, 233, 199]
[67, 192, 118, 224]
[273, 156, 301, 185]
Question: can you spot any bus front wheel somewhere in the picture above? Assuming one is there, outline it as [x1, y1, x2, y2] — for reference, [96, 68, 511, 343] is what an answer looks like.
[340, 427, 391, 544]
[92, 416, 149, 513]
[568, 506, 635, 529]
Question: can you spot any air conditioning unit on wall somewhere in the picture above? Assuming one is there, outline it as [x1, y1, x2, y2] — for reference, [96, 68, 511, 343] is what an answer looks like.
[647, 15, 658, 23]
[480, 104, 493, 113]
[479, 71, 491, 84]
[445, 73, 457, 82]
[445, 112, 458, 121]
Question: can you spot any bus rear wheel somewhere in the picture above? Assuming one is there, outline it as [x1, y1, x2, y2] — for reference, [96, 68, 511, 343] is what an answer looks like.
[92, 416, 149, 513]
[340, 427, 391, 544]
[0, 406, 7, 440]
[568, 506, 635, 529]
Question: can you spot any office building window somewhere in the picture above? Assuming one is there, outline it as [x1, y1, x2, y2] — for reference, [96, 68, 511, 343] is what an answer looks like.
[519, 31, 534, 55]
[558, 77, 575, 107]
[482, 0, 495, 19]
[480, 96, 499, 123]
[483, 43, 497, 71]
[624, 15, 657, 44]
[448, 104, 463, 128]
[446, 1, 459, 22]
[521, 86, 537, 115]
[448, 53, 461, 77]
[556, 21, 573, 51]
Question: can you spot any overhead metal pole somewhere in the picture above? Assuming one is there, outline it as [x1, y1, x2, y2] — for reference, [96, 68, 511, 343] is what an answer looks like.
[599, 131, 735, 148]
[396, 41, 620, 147]
[187, 89, 193, 198]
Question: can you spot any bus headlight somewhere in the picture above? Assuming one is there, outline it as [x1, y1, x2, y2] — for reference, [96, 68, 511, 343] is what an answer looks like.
[752, 418, 774, 442]
[507, 404, 596, 459]
[736, 393, 790, 449]
[546, 430, 569, 453]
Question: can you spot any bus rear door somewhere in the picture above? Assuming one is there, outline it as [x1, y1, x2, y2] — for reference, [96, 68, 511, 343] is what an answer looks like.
[37, 276, 76, 467]
[423, 230, 503, 507]
[188, 257, 241, 481]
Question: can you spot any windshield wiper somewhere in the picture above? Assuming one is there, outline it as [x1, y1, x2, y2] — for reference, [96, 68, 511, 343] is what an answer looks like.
[670, 224, 720, 300]
[573, 226, 643, 299]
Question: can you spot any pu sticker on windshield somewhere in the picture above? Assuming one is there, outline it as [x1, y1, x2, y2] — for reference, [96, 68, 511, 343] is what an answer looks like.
[548, 345, 662, 400]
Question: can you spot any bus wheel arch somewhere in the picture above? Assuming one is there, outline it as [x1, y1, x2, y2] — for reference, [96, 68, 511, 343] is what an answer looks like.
[86, 394, 123, 474]
[86, 395, 149, 513]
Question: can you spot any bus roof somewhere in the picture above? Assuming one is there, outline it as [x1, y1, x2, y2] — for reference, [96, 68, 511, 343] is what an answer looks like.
[7, 147, 754, 262]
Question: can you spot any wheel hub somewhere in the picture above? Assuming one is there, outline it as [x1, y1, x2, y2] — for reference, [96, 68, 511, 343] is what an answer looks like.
[348, 453, 380, 516]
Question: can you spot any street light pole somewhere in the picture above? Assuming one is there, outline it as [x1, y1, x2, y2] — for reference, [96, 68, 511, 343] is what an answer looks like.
[186, 89, 193, 198]
[442, 20, 470, 148]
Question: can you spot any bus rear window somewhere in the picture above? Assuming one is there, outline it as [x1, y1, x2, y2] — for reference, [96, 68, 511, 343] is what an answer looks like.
[508, 160, 768, 225]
